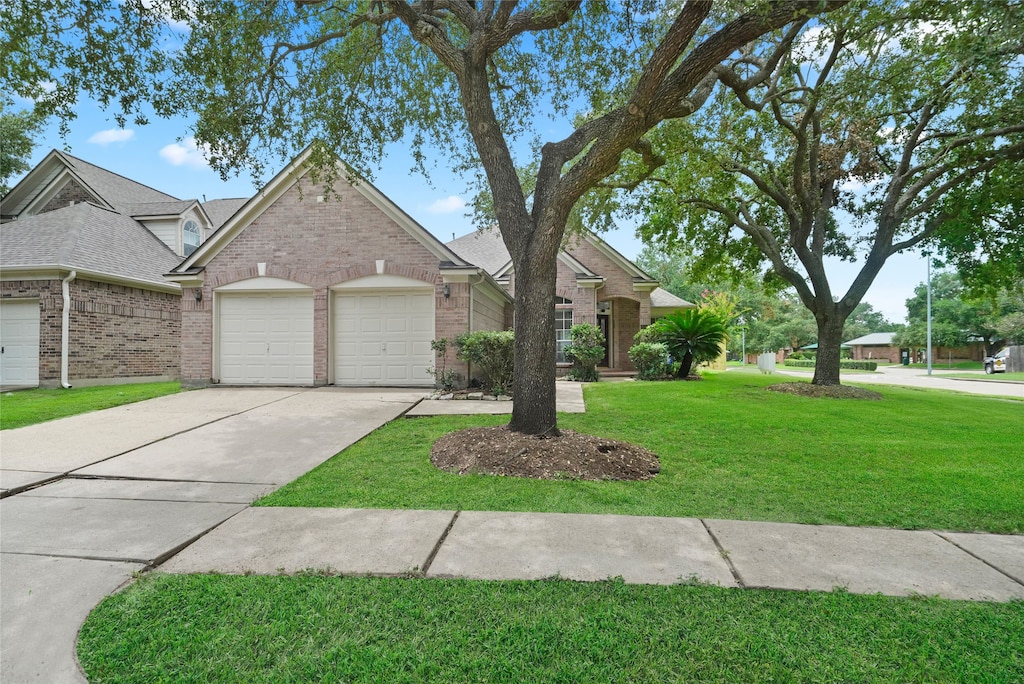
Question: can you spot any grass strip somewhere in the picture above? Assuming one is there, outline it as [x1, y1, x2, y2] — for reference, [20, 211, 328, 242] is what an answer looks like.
[79, 574, 1024, 684]
[259, 373, 1024, 533]
[0, 382, 182, 430]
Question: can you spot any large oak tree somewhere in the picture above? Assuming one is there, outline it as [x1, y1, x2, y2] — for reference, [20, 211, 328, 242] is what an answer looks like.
[632, 0, 1024, 385]
[3, 0, 848, 432]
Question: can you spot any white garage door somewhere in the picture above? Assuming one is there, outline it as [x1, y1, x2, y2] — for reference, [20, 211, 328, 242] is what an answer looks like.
[219, 293, 313, 384]
[0, 300, 40, 387]
[334, 290, 434, 386]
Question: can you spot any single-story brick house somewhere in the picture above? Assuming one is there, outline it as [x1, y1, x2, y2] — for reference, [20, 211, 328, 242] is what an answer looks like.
[167, 148, 692, 387]
[0, 150, 244, 388]
[844, 332, 902, 363]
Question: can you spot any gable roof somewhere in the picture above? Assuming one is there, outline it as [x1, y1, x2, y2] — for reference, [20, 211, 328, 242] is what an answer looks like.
[446, 226, 510, 274]
[650, 288, 696, 309]
[447, 226, 657, 285]
[2, 150, 181, 218]
[201, 198, 249, 230]
[844, 332, 898, 346]
[170, 146, 470, 276]
[0, 202, 182, 290]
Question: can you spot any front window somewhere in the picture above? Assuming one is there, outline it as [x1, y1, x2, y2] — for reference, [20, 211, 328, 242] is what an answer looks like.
[183, 220, 201, 256]
[555, 309, 573, 363]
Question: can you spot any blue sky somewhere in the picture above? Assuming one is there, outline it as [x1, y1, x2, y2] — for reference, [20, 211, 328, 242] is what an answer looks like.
[15, 100, 928, 324]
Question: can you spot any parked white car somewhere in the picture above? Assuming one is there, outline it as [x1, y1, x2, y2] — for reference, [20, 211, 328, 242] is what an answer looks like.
[984, 348, 1008, 374]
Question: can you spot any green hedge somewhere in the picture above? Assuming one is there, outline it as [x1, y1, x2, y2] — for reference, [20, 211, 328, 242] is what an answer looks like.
[784, 359, 878, 371]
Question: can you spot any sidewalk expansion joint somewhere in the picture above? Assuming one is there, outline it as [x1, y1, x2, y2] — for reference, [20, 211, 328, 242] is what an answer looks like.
[700, 519, 746, 588]
[148, 506, 253, 570]
[421, 510, 460, 575]
[934, 532, 1024, 587]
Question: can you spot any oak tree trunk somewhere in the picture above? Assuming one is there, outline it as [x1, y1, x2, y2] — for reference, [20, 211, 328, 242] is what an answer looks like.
[508, 243, 559, 436]
[811, 311, 847, 386]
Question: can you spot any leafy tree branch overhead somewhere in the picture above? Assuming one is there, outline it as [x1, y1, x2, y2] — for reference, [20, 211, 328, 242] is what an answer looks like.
[631, 0, 1023, 386]
[1, 0, 849, 434]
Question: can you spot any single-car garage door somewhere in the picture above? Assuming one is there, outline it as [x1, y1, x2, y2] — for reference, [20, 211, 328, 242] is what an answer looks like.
[334, 290, 434, 386]
[219, 293, 313, 384]
[0, 299, 40, 387]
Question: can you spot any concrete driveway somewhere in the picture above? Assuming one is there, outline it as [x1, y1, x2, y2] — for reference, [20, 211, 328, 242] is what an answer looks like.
[0, 386, 423, 683]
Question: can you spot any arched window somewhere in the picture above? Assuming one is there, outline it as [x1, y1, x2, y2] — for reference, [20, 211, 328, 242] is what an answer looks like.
[555, 296, 573, 305]
[183, 220, 201, 256]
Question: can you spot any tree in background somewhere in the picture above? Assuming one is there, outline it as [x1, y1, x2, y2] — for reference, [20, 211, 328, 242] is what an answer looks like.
[893, 272, 1023, 353]
[1, 0, 849, 436]
[0, 103, 44, 195]
[635, 246, 895, 357]
[632, 0, 1024, 386]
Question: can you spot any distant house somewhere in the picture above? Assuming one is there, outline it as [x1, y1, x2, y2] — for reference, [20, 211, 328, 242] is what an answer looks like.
[845, 332, 901, 363]
[0, 150, 244, 388]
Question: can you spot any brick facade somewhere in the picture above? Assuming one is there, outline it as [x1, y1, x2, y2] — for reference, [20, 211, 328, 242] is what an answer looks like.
[1, 278, 180, 387]
[37, 179, 95, 214]
[181, 173, 480, 386]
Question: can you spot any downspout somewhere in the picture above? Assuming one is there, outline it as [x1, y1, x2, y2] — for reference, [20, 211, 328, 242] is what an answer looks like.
[61, 270, 77, 388]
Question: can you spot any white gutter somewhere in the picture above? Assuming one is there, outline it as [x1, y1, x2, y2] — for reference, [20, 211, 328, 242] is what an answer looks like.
[61, 270, 76, 388]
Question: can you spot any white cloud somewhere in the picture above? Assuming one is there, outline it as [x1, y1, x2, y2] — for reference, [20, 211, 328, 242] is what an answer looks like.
[425, 195, 466, 214]
[159, 137, 210, 169]
[87, 128, 135, 145]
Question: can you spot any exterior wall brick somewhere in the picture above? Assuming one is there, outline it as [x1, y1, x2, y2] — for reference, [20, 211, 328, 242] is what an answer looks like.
[1, 278, 180, 386]
[37, 180, 95, 214]
[184, 172, 481, 386]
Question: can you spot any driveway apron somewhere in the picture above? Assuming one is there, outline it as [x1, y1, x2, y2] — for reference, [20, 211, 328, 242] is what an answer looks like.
[0, 387, 422, 683]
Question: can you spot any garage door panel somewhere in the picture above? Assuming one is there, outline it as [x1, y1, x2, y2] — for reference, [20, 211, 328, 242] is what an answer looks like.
[334, 289, 433, 387]
[219, 293, 313, 385]
[0, 300, 40, 387]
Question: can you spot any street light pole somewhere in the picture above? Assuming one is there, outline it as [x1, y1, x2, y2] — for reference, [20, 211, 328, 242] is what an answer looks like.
[925, 250, 932, 376]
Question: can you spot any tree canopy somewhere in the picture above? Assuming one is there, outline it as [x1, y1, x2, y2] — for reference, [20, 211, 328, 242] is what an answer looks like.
[630, 0, 1024, 385]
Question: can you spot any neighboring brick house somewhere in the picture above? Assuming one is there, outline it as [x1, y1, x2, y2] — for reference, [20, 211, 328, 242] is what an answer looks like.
[167, 147, 511, 387]
[0, 150, 243, 388]
[447, 226, 693, 373]
[845, 332, 903, 363]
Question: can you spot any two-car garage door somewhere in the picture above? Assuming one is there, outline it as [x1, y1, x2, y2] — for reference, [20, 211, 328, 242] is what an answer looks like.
[217, 288, 433, 387]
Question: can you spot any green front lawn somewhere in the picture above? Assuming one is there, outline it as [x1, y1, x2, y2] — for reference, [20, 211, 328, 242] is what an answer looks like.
[79, 574, 1024, 683]
[260, 373, 1024, 533]
[0, 382, 182, 430]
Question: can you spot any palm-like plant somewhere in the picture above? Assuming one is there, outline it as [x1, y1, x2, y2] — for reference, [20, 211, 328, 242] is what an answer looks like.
[654, 309, 729, 378]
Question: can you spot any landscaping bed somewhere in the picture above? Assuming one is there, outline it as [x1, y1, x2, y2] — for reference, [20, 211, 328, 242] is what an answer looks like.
[431, 425, 660, 480]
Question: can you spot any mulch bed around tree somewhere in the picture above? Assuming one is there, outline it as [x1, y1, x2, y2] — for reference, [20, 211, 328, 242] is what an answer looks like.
[431, 426, 661, 481]
[767, 382, 884, 400]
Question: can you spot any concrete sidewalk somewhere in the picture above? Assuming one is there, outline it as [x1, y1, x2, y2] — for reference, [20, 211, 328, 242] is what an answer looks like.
[766, 365, 1024, 398]
[406, 380, 586, 416]
[160, 507, 1024, 603]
